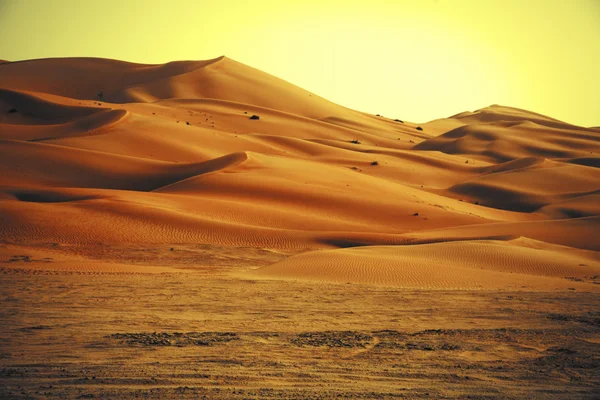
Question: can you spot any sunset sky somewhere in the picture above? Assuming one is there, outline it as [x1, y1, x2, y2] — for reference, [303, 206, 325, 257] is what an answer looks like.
[1, 0, 598, 126]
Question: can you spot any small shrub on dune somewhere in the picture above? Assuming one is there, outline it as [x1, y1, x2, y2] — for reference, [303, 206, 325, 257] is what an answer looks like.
[351, 139, 361, 144]
[416, 126, 423, 131]
[394, 119, 403, 123]
[249, 115, 260, 120]
[371, 161, 379, 166]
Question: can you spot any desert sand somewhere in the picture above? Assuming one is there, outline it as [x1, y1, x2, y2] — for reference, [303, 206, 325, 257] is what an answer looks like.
[1, 56, 599, 398]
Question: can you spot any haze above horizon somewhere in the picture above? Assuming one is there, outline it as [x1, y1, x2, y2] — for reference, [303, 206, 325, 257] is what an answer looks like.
[1, 0, 598, 126]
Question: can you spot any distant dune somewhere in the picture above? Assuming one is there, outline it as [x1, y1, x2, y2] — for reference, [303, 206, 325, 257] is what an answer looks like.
[1, 56, 598, 290]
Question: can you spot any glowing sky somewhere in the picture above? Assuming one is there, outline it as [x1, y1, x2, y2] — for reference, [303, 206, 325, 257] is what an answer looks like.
[1, 0, 599, 126]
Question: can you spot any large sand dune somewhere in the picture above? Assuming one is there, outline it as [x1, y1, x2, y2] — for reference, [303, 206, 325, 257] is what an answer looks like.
[1, 56, 599, 290]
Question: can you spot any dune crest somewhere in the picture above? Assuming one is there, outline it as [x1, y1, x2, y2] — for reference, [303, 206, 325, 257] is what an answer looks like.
[0, 56, 353, 119]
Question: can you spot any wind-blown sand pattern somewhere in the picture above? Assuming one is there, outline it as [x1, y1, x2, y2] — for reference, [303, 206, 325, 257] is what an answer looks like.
[253, 238, 600, 290]
[1, 57, 599, 398]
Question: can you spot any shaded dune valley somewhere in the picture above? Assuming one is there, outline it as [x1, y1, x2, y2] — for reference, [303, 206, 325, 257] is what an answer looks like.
[1, 57, 600, 399]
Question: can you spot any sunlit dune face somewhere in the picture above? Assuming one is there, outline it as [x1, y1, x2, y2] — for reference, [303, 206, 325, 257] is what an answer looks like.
[1, 0, 598, 126]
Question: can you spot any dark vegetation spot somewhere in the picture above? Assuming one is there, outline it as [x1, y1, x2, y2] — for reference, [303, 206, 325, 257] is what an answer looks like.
[465, 160, 469, 163]
[291, 331, 373, 348]
[186, 122, 190, 125]
[370, 161, 379, 166]
[394, 119, 403, 123]
[413, 212, 419, 216]
[547, 347, 577, 354]
[7, 108, 17, 114]
[9, 255, 31, 263]
[409, 140, 415, 143]
[474, 201, 479, 205]
[534, 348, 600, 369]
[110, 332, 239, 347]
[170, 248, 174, 251]
[19, 325, 52, 331]
[249, 115, 260, 120]
[244, 111, 248, 114]
[440, 343, 461, 351]
[350, 139, 361, 144]
[416, 126, 423, 131]
[566, 276, 583, 282]
[376, 114, 381, 117]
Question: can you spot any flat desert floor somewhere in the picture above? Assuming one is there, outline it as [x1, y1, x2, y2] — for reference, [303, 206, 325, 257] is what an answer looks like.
[1, 56, 599, 398]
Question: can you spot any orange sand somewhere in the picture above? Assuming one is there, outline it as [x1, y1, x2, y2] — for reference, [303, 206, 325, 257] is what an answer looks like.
[1, 56, 599, 290]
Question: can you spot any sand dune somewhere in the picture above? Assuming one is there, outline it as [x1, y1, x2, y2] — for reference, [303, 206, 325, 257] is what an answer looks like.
[0, 88, 103, 124]
[0, 57, 222, 102]
[450, 104, 590, 130]
[414, 120, 599, 162]
[538, 193, 600, 219]
[402, 216, 600, 251]
[251, 238, 600, 290]
[0, 139, 238, 190]
[446, 159, 600, 213]
[0, 56, 355, 119]
[0, 56, 599, 289]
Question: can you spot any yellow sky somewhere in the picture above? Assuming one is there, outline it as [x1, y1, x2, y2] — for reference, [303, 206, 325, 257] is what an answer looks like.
[1, 0, 599, 126]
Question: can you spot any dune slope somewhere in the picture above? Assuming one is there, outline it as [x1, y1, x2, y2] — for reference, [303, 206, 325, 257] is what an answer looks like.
[252, 238, 600, 290]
